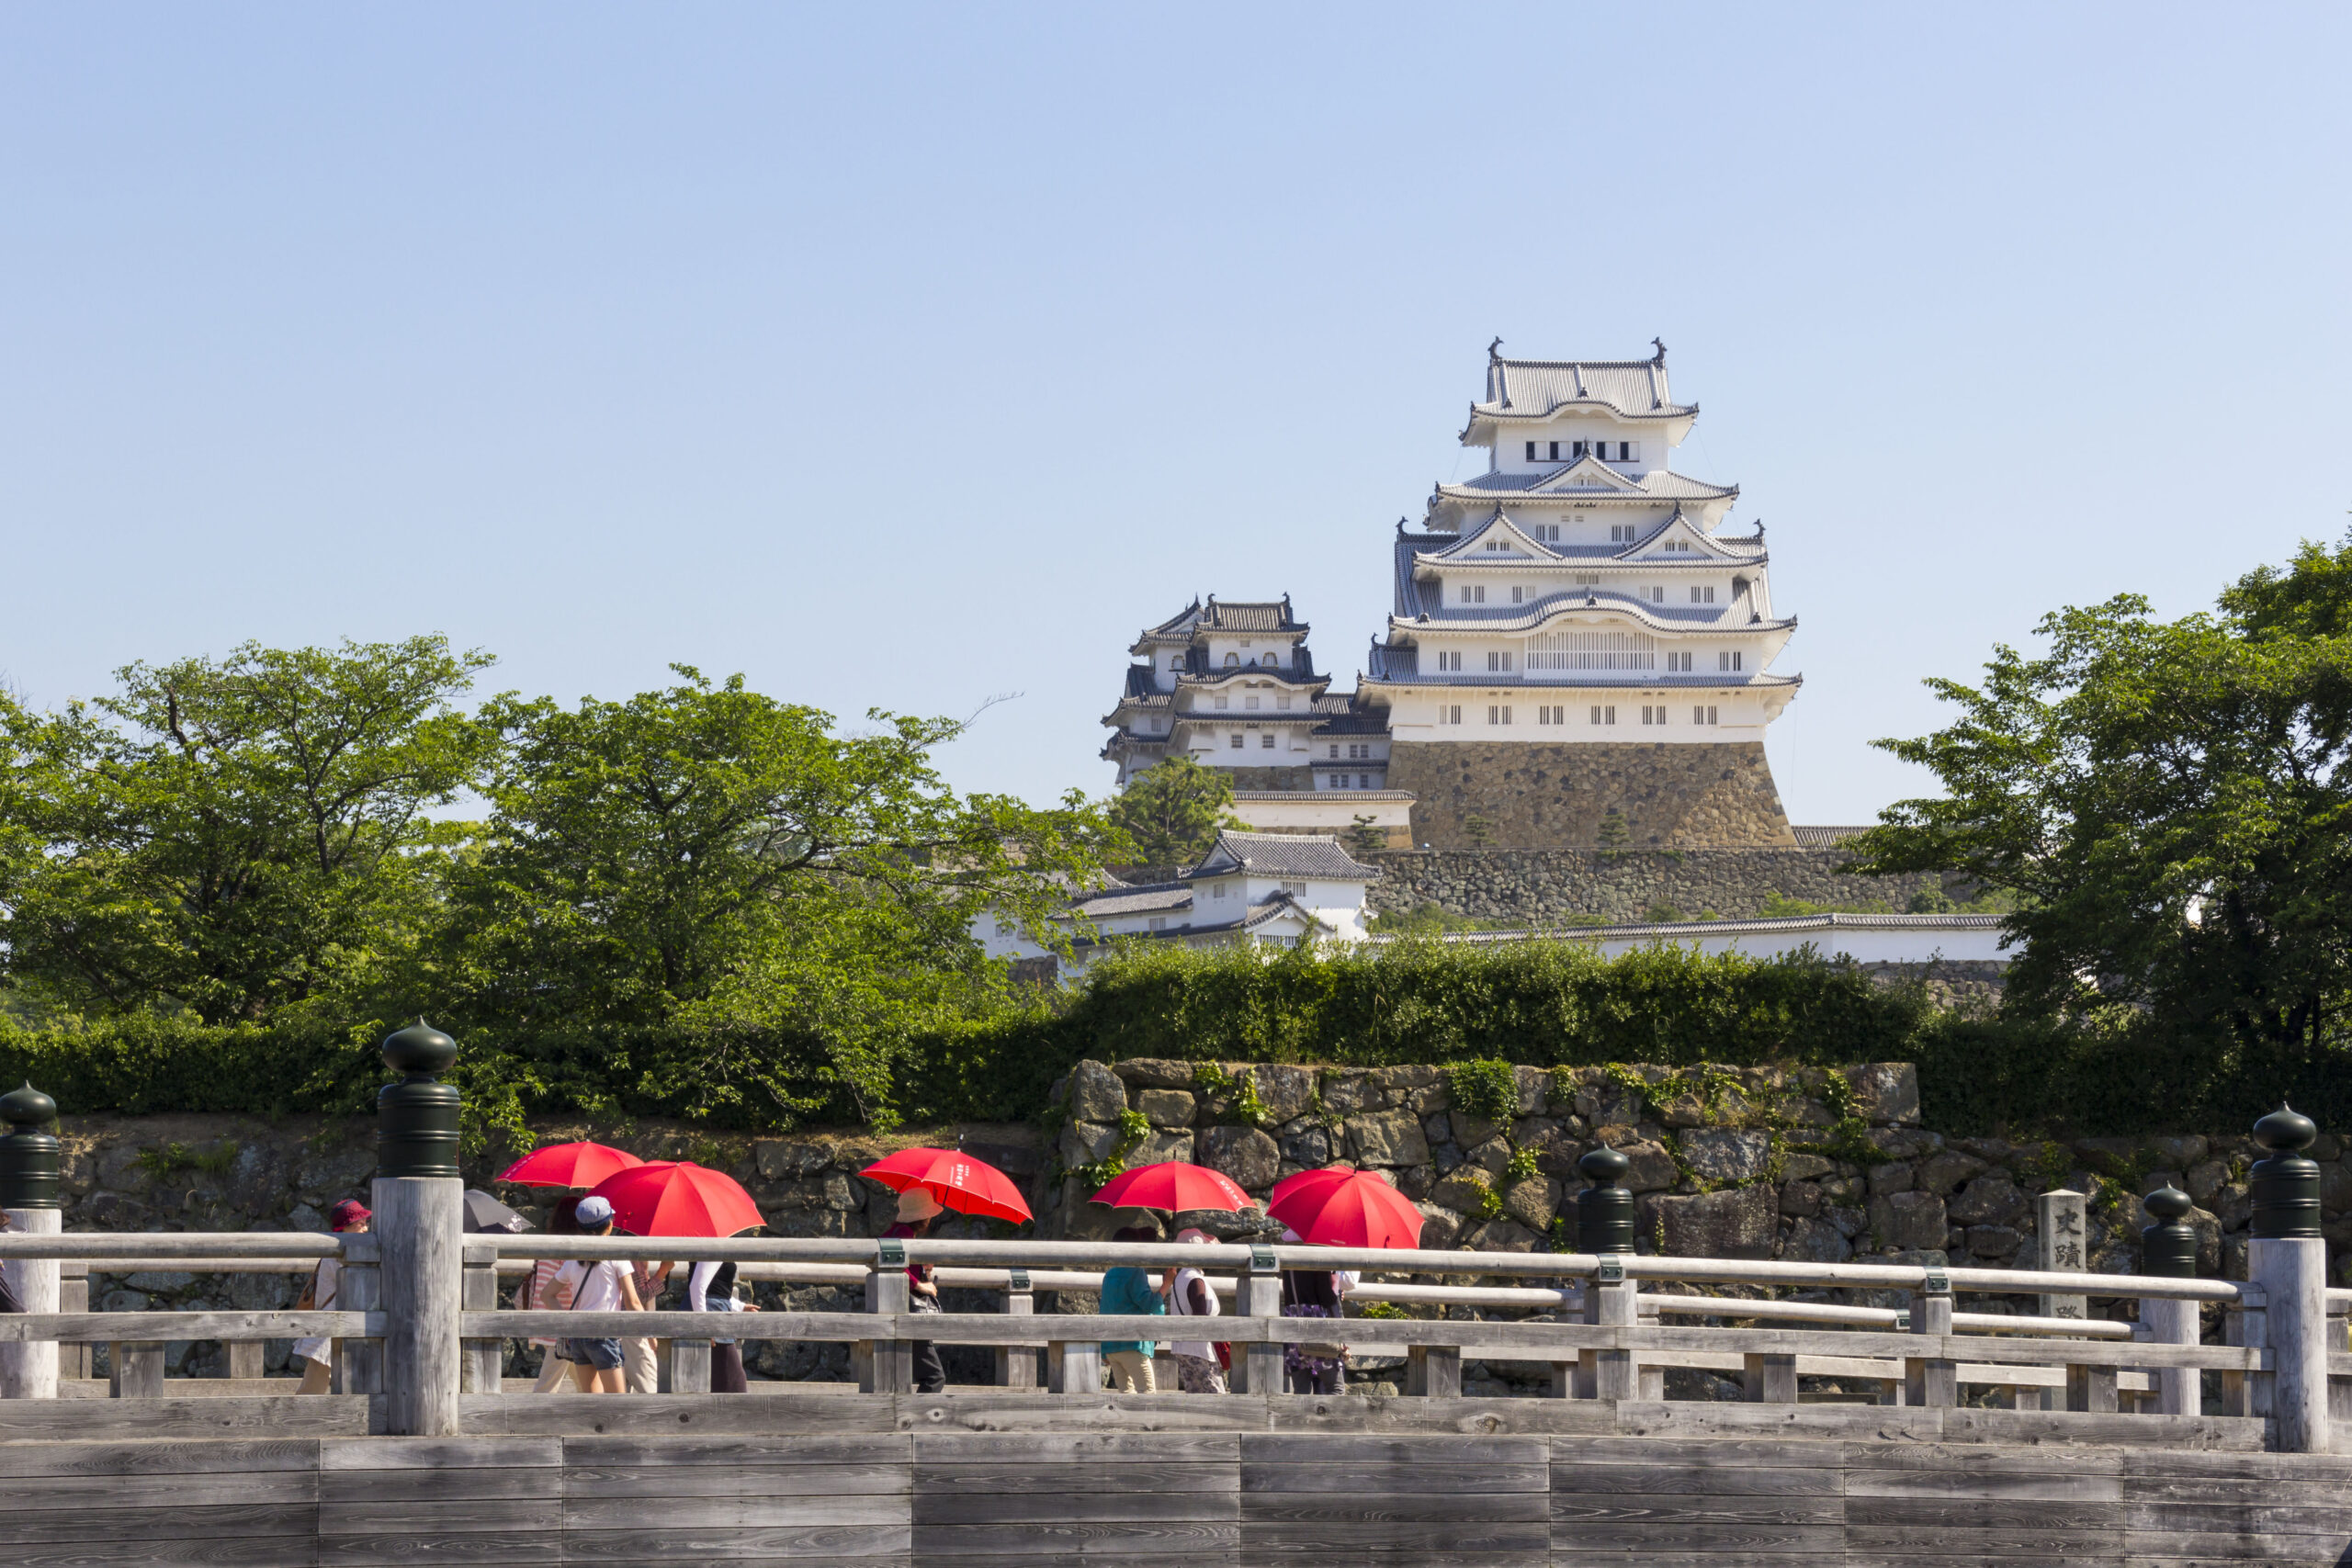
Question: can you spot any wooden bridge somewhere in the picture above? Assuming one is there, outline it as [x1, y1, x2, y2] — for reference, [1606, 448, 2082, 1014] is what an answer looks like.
[3, 1058, 2350, 1565]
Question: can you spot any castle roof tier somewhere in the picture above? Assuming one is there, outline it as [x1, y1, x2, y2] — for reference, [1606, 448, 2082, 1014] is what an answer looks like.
[1461, 350, 1697, 446]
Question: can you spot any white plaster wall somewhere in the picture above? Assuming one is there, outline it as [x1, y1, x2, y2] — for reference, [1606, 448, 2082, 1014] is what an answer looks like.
[1582, 923, 2011, 964]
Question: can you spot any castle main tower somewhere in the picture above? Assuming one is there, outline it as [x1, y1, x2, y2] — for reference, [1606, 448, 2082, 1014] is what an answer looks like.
[1360, 343, 1802, 849]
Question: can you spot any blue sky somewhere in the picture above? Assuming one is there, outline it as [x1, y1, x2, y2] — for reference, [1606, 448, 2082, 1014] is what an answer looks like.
[4, 5, 2346, 823]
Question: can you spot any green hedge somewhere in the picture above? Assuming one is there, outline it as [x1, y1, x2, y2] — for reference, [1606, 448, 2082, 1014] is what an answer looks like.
[8, 942, 2345, 1140]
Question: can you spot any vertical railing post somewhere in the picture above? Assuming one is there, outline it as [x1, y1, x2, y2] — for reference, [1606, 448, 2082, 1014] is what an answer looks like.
[1240, 1244, 1282, 1396]
[0, 1082, 63, 1400]
[58, 1264, 89, 1382]
[997, 1269, 1038, 1390]
[2140, 1185, 2201, 1416]
[2247, 1105, 2330, 1453]
[867, 1242, 912, 1394]
[108, 1340, 164, 1397]
[374, 1020, 464, 1438]
[1574, 1147, 1639, 1402]
[336, 1234, 381, 1398]
[1905, 1267, 1957, 1408]
[460, 1244, 502, 1395]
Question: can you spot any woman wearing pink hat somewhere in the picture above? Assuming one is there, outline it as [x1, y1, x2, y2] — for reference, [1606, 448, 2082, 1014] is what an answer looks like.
[294, 1200, 371, 1393]
[1162, 1227, 1227, 1393]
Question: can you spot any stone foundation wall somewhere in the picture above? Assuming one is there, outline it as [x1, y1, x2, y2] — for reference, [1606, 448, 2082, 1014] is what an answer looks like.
[1385, 739, 1796, 850]
[1365, 846, 1943, 922]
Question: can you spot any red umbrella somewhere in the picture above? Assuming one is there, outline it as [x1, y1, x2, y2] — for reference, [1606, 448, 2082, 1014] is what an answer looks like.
[1091, 1162, 1253, 1213]
[496, 1141, 646, 1190]
[860, 1147, 1033, 1224]
[587, 1160, 764, 1238]
[1267, 1166, 1425, 1249]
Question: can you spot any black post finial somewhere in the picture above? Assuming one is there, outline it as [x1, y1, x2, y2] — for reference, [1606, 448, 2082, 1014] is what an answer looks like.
[2250, 1102, 2322, 1239]
[376, 1019, 463, 1181]
[0, 1082, 62, 1210]
[1575, 1145, 1634, 1255]
[2140, 1185, 2199, 1278]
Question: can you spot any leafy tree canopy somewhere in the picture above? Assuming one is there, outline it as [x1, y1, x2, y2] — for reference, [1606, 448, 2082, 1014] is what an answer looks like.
[1104, 755, 1241, 868]
[440, 667, 1123, 1125]
[0, 637, 495, 1023]
[1847, 536, 2352, 1070]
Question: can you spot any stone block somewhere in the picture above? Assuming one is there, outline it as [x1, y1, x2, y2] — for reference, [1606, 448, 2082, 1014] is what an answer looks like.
[2183, 1158, 2228, 1204]
[2322, 1161, 2352, 1216]
[1678, 1129, 1773, 1184]
[1430, 1172, 1494, 1215]
[1657, 1185, 1778, 1258]
[1413, 1204, 1462, 1251]
[1322, 1073, 1378, 1114]
[1451, 1113, 1500, 1149]
[1780, 1180, 1821, 1218]
[1463, 1136, 1513, 1176]
[1244, 1066, 1317, 1125]
[1781, 1153, 1835, 1182]
[1131, 1130, 1193, 1168]
[1916, 1151, 1985, 1196]
[1965, 1224, 2023, 1259]
[1460, 1218, 1542, 1253]
[1371, 1065, 1441, 1092]
[1870, 1190, 1948, 1251]
[1198, 1125, 1281, 1191]
[1875, 1127, 1943, 1160]
[1060, 1121, 1121, 1166]
[1346, 1111, 1430, 1168]
[1513, 1067, 1549, 1115]
[1113, 1057, 1199, 1089]
[752, 1138, 830, 1181]
[2148, 1134, 2208, 1168]
[1869, 1161, 1915, 1196]
[1136, 1089, 1196, 1128]
[1420, 1111, 1452, 1147]
[1781, 1217, 1853, 1264]
[1277, 1122, 1330, 1168]
[1069, 1060, 1131, 1123]
[1945, 1176, 2025, 1226]
[1848, 1063, 1920, 1125]
[1502, 1177, 1558, 1232]
[1618, 1141, 1679, 1194]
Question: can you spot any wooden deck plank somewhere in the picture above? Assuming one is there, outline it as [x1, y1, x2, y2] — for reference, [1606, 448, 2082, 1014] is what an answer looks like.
[1237, 1494, 1550, 1525]
[1549, 1461, 1842, 1495]
[914, 1461, 1236, 1495]
[0, 1396, 367, 1440]
[319, 1436, 561, 1470]
[0, 1438, 321, 1479]
[9, 1506, 318, 1546]
[1238, 1460, 1547, 1493]
[565, 1461, 910, 1497]
[10, 1538, 323, 1568]
[557, 1523, 911, 1560]
[316, 1532, 554, 1565]
[913, 1490, 1239, 1526]
[910, 1520, 1239, 1554]
[320, 1466, 560, 1504]
[9, 1472, 320, 1508]
[318, 1498, 565, 1536]
[562, 1495, 910, 1530]
[909, 1430, 1240, 1463]
[1546, 1519, 1847, 1552]
[565, 1432, 911, 1466]
[1548, 1492, 1844, 1526]
[1240, 1518, 1550, 1551]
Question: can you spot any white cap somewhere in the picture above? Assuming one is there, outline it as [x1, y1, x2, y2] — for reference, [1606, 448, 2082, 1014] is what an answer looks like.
[574, 1196, 615, 1227]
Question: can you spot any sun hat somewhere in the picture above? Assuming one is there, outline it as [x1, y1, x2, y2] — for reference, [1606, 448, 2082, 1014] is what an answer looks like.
[328, 1200, 372, 1231]
[574, 1195, 615, 1227]
[1176, 1226, 1214, 1245]
[895, 1189, 943, 1222]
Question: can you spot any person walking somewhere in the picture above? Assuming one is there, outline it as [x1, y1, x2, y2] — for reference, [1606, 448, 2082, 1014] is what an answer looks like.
[521, 1197, 584, 1393]
[688, 1258, 759, 1393]
[1278, 1225, 1346, 1395]
[622, 1258, 672, 1393]
[293, 1200, 370, 1393]
[881, 1190, 948, 1395]
[1099, 1224, 1167, 1393]
[551, 1195, 644, 1393]
[1162, 1226, 1227, 1393]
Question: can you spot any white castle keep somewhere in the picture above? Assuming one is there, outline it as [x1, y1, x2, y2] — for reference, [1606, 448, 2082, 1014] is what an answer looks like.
[1103, 343, 1804, 852]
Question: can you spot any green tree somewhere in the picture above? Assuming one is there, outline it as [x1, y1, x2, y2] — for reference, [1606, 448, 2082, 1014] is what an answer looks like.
[0, 637, 496, 1023]
[441, 667, 1122, 1125]
[1344, 813, 1387, 859]
[1847, 538, 2352, 1069]
[1104, 755, 1241, 868]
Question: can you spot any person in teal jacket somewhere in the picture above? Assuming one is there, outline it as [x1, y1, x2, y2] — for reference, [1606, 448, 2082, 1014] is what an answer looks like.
[1099, 1224, 1168, 1393]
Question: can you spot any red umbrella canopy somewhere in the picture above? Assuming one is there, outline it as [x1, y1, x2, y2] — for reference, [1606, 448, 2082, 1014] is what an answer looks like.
[496, 1141, 646, 1190]
[587, 1160, 764, 1238]
[1266, 1167, 1425, 1249]
[1091, 1162, 1253, 1213]
[860, 1147, 1033, 1224]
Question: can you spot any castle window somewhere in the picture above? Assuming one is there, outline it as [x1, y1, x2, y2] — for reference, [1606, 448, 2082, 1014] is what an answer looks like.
[1535, 524, 1560, 543]
[1261, 734, 1275, 749]
[1488, 705, 1513, 725]
[1571, 441, 1589, 459]
[1524, 441, 1537, 460]
[1642, 705, 1664, 726]
[1486, 539, 1507, 551]
[1230, 734, 1243, 749]
[1358, 773, 1372, 788]
[1245, 695, 1261, 711]
[1574, 573, 1600, 586]
[1694, 705, 1719, 726]
[1282, 881, 1307, 897]
[1170, 657, 1182, 670]
[1645, 586, 1665, 604]
[1330, 772, 1349, 788]
[1437, 650, 1463, 672]
[1537, 705, 1566, 725]
[1441, 705, 1463, 725]
[1664, 539, 1690, 553]
[1224, 652, 1239, 667]
[1261, 652, 1277, 667]
[1621, 442, 1639, 462]
[1213, 882, 1228, 899]
[1329, 744, 1340, 759]
[1590, 705, 1616, 726]
[1690, 585, 1716, 604]
[1720, 650, 1743, 671]
[1460, 585, 1487, 604]
[1528, 630, 1656, 671]
[1611, 525, 1634, 543]
[1511, 586, 1524, 604]
[1276, 694, 1291, 710]
[1215, 695, 1229, 709]
[1667, 651, 1692, 672]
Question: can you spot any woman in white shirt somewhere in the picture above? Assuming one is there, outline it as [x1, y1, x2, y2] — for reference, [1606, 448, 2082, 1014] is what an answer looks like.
[1162, 1227, 1227, 1393]
[688, 1259, 762, 1393]
[551, 1196, 644, 1393]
